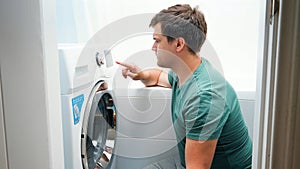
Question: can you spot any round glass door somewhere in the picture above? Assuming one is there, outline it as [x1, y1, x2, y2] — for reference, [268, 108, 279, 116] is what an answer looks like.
[81, 90, 116, 169]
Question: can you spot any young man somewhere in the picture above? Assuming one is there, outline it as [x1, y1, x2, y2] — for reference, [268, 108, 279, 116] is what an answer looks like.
[117, 4, 252, 169]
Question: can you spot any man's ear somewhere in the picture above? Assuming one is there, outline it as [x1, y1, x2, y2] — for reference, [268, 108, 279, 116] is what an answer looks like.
[175, 37, 186, 52]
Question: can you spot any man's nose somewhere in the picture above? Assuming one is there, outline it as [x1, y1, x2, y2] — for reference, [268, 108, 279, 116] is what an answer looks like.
[152, 42, 157, 51]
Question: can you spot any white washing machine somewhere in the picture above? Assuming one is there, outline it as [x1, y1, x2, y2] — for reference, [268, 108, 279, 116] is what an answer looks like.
[59, 44, 118, 169]
[58, 44, 179, 169]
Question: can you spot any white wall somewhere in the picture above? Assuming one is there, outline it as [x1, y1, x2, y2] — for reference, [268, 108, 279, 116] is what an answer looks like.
[56, 0, 260, 92]
[0, 0, 64, 169]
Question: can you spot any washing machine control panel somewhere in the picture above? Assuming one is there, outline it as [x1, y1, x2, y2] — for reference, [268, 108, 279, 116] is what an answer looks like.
[95, 50, 113, 68]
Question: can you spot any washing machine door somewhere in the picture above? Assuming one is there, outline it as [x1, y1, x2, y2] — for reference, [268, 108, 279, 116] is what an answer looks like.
[81, 82, 116, 169]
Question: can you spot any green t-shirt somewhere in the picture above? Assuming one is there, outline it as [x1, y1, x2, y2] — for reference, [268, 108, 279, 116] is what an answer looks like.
[168, 58, 252, 169]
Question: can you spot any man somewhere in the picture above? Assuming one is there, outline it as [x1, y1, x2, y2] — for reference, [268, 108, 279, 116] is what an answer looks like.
[117, 4, 252, 169]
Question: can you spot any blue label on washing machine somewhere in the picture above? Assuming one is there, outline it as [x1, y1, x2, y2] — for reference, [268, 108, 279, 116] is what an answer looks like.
[72, 94, 84, 125]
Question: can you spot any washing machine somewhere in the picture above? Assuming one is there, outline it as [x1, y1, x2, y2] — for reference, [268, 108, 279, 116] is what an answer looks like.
[58, 40, 182, 169]
[58, 44, 118, 169]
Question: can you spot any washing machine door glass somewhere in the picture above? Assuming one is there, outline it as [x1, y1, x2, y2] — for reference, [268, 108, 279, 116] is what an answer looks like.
[82, 91, 116, 169]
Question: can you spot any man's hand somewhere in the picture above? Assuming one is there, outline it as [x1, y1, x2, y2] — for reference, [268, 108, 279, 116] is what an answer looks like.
[116, 61, 163, 87]
[116, 61, 142, 80]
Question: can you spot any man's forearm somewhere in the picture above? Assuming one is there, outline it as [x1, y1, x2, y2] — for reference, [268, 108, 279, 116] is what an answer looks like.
[137, 68, 163, 87]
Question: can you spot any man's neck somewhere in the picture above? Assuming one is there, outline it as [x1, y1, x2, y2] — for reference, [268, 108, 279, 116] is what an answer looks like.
[171, 54, 202, 86]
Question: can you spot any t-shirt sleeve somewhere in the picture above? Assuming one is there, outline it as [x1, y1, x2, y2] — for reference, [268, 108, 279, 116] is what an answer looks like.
[184, 90, 230, 141]
[168, 70, 176, 86]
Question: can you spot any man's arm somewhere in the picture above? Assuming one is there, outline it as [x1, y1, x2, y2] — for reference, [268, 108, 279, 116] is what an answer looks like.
[116, 61, 171, 88]
[185, 138, 218, 169]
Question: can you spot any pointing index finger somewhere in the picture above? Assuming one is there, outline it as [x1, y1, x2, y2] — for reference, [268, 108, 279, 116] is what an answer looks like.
[115, 61, 133, 68]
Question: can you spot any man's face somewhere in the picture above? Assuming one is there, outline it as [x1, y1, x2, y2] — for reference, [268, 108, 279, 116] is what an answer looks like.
[152, 24, 177, 68]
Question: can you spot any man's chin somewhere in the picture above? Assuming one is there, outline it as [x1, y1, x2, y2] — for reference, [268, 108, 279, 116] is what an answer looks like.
[156, 61, 163, 67]
[157, 62, 169, 68]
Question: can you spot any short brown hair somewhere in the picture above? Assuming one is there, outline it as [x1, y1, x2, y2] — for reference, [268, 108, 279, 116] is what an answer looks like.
[149, 4, 207, 54]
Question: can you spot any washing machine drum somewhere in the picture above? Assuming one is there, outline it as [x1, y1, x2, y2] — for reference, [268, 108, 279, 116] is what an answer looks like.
[81, 91, 116, 169]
